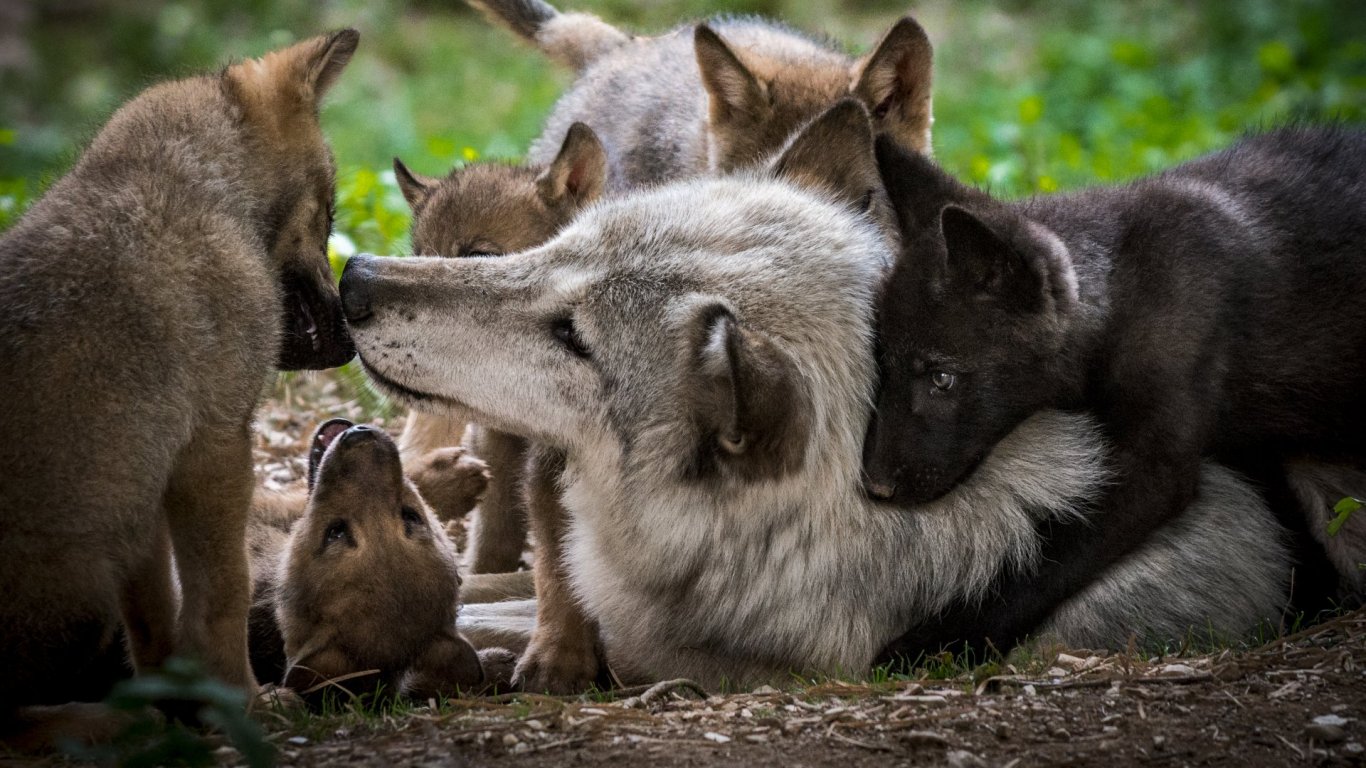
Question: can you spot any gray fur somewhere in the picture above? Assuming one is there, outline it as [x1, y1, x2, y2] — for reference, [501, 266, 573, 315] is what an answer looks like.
[344, 172, 1289, 687]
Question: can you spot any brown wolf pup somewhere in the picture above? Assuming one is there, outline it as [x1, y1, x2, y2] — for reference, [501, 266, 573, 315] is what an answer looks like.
[392, 123, 609, 692]
[247, 419, 512, 701]
[469, 0, 934, 183]
[0, 30, 358, 719]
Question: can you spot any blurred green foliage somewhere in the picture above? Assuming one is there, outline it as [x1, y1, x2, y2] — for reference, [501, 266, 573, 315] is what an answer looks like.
[1, 0, 1363, 254]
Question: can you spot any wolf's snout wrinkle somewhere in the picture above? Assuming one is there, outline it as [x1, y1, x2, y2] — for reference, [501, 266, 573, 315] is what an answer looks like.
[340, 254, 378, 323]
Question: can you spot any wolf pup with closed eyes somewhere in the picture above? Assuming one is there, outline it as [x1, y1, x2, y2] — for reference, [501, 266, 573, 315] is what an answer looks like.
[865, 127, 1366, 659]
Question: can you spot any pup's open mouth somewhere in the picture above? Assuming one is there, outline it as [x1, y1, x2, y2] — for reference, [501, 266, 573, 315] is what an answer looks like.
[279, 269, 356, 371]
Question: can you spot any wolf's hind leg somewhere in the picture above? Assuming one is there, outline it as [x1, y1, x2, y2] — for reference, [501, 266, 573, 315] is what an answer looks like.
[163, 424, 256, 692]
[119, 522, 177, 673]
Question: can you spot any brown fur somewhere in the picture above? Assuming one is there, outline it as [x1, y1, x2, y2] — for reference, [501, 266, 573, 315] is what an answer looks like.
[247, 421, 507, 700]
[515, 10, 933, 184]
[0, 31, 358, 728]
[392, 125, 609, 692]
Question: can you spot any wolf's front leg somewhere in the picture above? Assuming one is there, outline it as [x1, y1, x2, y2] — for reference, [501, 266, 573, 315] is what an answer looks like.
[513, 446, 605, 694]
[163, 424, 256, 692]
[467, 427, 531, 574]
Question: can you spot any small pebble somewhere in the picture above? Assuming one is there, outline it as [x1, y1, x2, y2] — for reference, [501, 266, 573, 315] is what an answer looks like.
[704, 731, 732, 744]
[287, 736, 308, 746]
[1306, 723, 1346, 743]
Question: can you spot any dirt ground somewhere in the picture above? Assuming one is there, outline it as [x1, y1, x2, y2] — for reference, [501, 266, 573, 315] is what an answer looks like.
[249, 609, 1366, 767]
[243, 373, 1366, 768]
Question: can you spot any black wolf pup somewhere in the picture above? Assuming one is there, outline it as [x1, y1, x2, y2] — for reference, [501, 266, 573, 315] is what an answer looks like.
[865, 126, 1366, 657]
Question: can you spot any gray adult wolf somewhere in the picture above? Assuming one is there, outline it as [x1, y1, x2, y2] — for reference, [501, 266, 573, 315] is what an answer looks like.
[0, 30, 358, 719]
[469, 0, 934, 182]
[338, 157, 1290, 687]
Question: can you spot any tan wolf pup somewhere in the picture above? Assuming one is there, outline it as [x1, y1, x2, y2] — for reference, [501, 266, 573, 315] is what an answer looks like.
[0, 30, 359, 714]
[248, 419, 512, 700]
[392, 123, 609, 692]
[469, 0, 934, 182]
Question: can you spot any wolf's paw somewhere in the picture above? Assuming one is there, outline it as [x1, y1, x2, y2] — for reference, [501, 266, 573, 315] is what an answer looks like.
[512, 638, 602, 695]
[476, 647, 519, 694]
[256, 683, 306, 712]
[410, 446, 492, 522]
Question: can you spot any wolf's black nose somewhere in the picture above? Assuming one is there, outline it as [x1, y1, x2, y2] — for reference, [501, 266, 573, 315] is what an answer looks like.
[339, 255, 378, 323]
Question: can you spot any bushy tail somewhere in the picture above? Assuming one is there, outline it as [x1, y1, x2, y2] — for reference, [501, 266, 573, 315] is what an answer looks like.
[467, 0, 630, 70]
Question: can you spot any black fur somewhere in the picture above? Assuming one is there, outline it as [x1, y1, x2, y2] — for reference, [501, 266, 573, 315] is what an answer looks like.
[866, 126, 1366, 660]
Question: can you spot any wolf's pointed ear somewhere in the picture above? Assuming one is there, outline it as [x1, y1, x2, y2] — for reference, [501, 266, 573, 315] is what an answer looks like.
[227, 28, 358, 117]
[304, 28, 360, 102]
[692, 308, 810, 481]
[537, 122, 607, 210]
[695, 25, 768, 126]
[771, 99, 882, 213]
[940, 205, 1057, 314]
[853, 16, 933, 154]
[393, 157, 437, 210]
[875, 134, 969, 237]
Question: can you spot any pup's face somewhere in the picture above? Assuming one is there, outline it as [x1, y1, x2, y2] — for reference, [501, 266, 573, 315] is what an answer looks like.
[341, 174, 885, 487]
[278, 419, 462, 685]
[697, 16, 934, 173]
[863, 138, 1077, 505]
[225, 30, 359, 370]
[395, 122, 607, 259]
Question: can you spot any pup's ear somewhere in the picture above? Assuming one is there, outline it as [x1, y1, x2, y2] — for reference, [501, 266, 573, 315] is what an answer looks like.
[695, 25, 768, 127]
[537, 122, 607, 210]
[940, 205, 1059, 314]
[852, 16, 933, 154]
[693, 308, 810, 481]
[874, 134, 969, 236]
[393, 158, 437, 210]
[226, 28, 359, 117]
[771, 99, 881, 213]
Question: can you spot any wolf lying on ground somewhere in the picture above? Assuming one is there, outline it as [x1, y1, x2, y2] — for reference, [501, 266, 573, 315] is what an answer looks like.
[863, 128, 1366, 661]
[338, 120, 1290, 687]
[247, 419, 511, 700]
[469, 0, 934, 183]
[0, 30, 358, 720]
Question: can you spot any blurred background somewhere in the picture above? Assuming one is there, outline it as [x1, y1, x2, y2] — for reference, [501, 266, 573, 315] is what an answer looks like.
[0, 0, 1362, 424]
[2, 0, 1364, 248]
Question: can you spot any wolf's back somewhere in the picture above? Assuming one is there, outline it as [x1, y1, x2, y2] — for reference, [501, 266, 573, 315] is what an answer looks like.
[467, 0, 629, 70]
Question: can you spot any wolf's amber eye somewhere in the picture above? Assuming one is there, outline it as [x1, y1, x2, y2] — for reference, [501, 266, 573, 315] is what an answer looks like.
[930, 371, 957, 391]
[552, 317, 591, 358]
[324, 520, 350, 547]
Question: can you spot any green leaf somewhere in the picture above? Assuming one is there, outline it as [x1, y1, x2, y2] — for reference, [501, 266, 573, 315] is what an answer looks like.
[1327, 497, 1362, 537]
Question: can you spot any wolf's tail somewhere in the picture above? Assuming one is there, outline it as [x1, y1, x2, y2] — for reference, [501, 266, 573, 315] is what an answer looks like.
[467, 0, 630, 70]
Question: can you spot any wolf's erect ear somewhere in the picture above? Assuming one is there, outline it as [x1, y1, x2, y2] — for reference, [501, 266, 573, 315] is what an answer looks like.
[940, 205, 1058, 314]
[695, 25, 768, 126]
[853, 16, 933, 154]
[227, 28, 358, 120]
[393, 158, 437, 210]
[304, 28, 360, 102]
[537, 122, 608, 210]
[692, 308, 810, 481]
[874, 134, 970, 238]
[771, 99, 882, 214]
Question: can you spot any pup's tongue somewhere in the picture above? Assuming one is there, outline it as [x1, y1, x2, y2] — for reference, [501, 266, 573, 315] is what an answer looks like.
[308, 418, 355, 491]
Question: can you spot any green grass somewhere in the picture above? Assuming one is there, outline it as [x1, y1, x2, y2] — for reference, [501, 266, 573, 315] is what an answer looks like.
[3, 0, 1363, 254]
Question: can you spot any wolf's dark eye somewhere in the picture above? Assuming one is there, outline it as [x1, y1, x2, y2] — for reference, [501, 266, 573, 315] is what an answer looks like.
[400, 505, 424, 535]
[323, 520, 350, 547]
[930, 371, 957, 392]
[552, 317, 591, 358]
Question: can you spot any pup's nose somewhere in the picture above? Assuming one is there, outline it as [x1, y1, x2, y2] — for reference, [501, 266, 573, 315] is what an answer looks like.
[339, 254, 379, 324]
